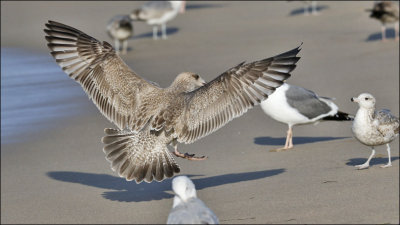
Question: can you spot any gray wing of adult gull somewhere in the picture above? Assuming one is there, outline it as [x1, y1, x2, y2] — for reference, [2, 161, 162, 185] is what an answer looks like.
[167, 198, 219, 224]
[44, 20, 161, 132]
[284, 84, 333, 119]
[176, 45, 302, 144]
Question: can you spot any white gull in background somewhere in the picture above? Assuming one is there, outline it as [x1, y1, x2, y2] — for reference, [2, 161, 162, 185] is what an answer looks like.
[366, 1, 399, 41]
[288, 1, 319, 15]
[260, 83, 353, 152]
[167, 176, 219, 224]
[130, 1, 184, 40]
[107, 15, 133, 55]
[351, 93, 399, 169]
[44, 20, 302, 183]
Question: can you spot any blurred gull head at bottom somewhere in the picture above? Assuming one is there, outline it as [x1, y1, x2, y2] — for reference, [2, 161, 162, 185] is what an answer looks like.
[167, 176, 219, 224]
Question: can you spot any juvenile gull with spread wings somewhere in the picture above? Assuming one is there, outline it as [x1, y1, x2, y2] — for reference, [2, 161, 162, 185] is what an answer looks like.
[44, 20, 301, 183]
[167, 176, 219, 224]
[351, 93, 399, 169]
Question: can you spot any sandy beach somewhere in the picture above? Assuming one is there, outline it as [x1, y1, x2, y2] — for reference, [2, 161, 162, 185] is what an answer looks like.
[1, 1, 399, 224]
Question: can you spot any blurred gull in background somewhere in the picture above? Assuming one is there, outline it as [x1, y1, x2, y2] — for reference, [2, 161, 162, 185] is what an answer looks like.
[107, 15, 134, 55]
[167, 176, 219, 224]
[130, 1, 184, 40]
[366, 1, 399, 41]
[351, 93, 399, 169]
[260, 83, 353, 152]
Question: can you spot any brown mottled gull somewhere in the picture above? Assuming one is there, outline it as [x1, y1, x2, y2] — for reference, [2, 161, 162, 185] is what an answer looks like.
[351, 93, 399, 169]
[44, 20, 302, 183]
[107, 15, 133, 55]
[366, 1, 399, 41]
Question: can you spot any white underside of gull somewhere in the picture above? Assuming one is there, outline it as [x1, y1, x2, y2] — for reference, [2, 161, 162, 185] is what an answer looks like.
[260, 83, 339, 127]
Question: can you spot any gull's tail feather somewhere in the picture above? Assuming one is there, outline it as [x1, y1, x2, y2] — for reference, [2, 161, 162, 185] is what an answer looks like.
[102, 128, 180, 183]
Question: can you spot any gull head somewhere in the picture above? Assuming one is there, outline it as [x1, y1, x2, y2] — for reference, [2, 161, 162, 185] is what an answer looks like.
[172, 72, 206, 93]
[172, 176, 197, 208]
[351, 93, 376, 109]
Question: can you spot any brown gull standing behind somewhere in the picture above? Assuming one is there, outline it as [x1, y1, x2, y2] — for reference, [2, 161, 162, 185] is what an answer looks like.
[44, 20, 302, 183]
[366, 1, 399, 41]
[107, 15, 133, 55]
[351, 93, 399, 169]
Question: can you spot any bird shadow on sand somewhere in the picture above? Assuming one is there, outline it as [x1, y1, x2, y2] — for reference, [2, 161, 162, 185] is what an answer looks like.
[254, 136, 350, 146]
[288, 5, 329, 16]
[47, 168, 285, 202]
[132, 27, 179, 40]
[185, 3, 227, 10]
[346, 156, 399, 166]
[366, 28, 396, 42]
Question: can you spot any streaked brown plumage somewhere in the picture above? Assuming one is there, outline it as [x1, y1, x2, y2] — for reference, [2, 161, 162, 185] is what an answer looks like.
[44, 20, 302, 183]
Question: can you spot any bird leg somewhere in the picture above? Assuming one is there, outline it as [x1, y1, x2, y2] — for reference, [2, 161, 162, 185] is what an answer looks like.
[270, 127, 294, 152]
[355, 148, 375, 169]
[311, 1, 319, 15]
[122, 39, 128, 55]
[161, 23, 167, 40]
[153, 26, 158, 40]
[381, 25, 386, 42]
[172, 143, 207, 160]
[114, 39, 120, 54]
[380, 143, 392, 168]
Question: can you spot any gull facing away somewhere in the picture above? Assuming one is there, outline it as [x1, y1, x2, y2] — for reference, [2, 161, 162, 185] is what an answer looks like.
[44, 20, 302, 183]
[130, 1, 184, 40]
[351, 93, 399, 169]
[366, 1, 399, 41]
[260, 83, 353, 152]
[107, 15, 133, 55]
[167, 176, 219, 224]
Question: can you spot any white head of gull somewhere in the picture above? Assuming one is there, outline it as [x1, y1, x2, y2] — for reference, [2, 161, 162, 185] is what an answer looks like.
[130, 1, 184, 40]
[260, 83, 353, 152]
[167, 176, 219, 224]
[351, 93, 399, 169]
[44, 20, 302, 183]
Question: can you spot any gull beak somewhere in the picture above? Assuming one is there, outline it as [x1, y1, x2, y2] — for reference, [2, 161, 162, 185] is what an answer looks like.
[351, 97, 358, 103]
[199, 78, 206, 86]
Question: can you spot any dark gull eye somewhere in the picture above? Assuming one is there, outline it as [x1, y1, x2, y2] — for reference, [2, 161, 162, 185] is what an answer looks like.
[365, 97, 369, 100]
[192, 74, 199, 80]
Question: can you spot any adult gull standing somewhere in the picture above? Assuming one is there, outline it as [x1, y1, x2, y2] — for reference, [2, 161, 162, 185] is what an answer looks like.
[167, 176, 219, 224]
[44, 20, 302, 183]
[260, 83, 353, 152]
[351, 93, 399, 169]
[130, 1, 184, 40]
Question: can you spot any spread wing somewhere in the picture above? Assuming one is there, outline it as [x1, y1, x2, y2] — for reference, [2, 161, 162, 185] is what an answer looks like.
[177, 45, 302, 143]
[44, 20, 161, 131]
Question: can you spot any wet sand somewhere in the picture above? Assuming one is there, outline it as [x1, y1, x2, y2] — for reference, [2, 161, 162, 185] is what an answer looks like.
[1, 1, 399, 224]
